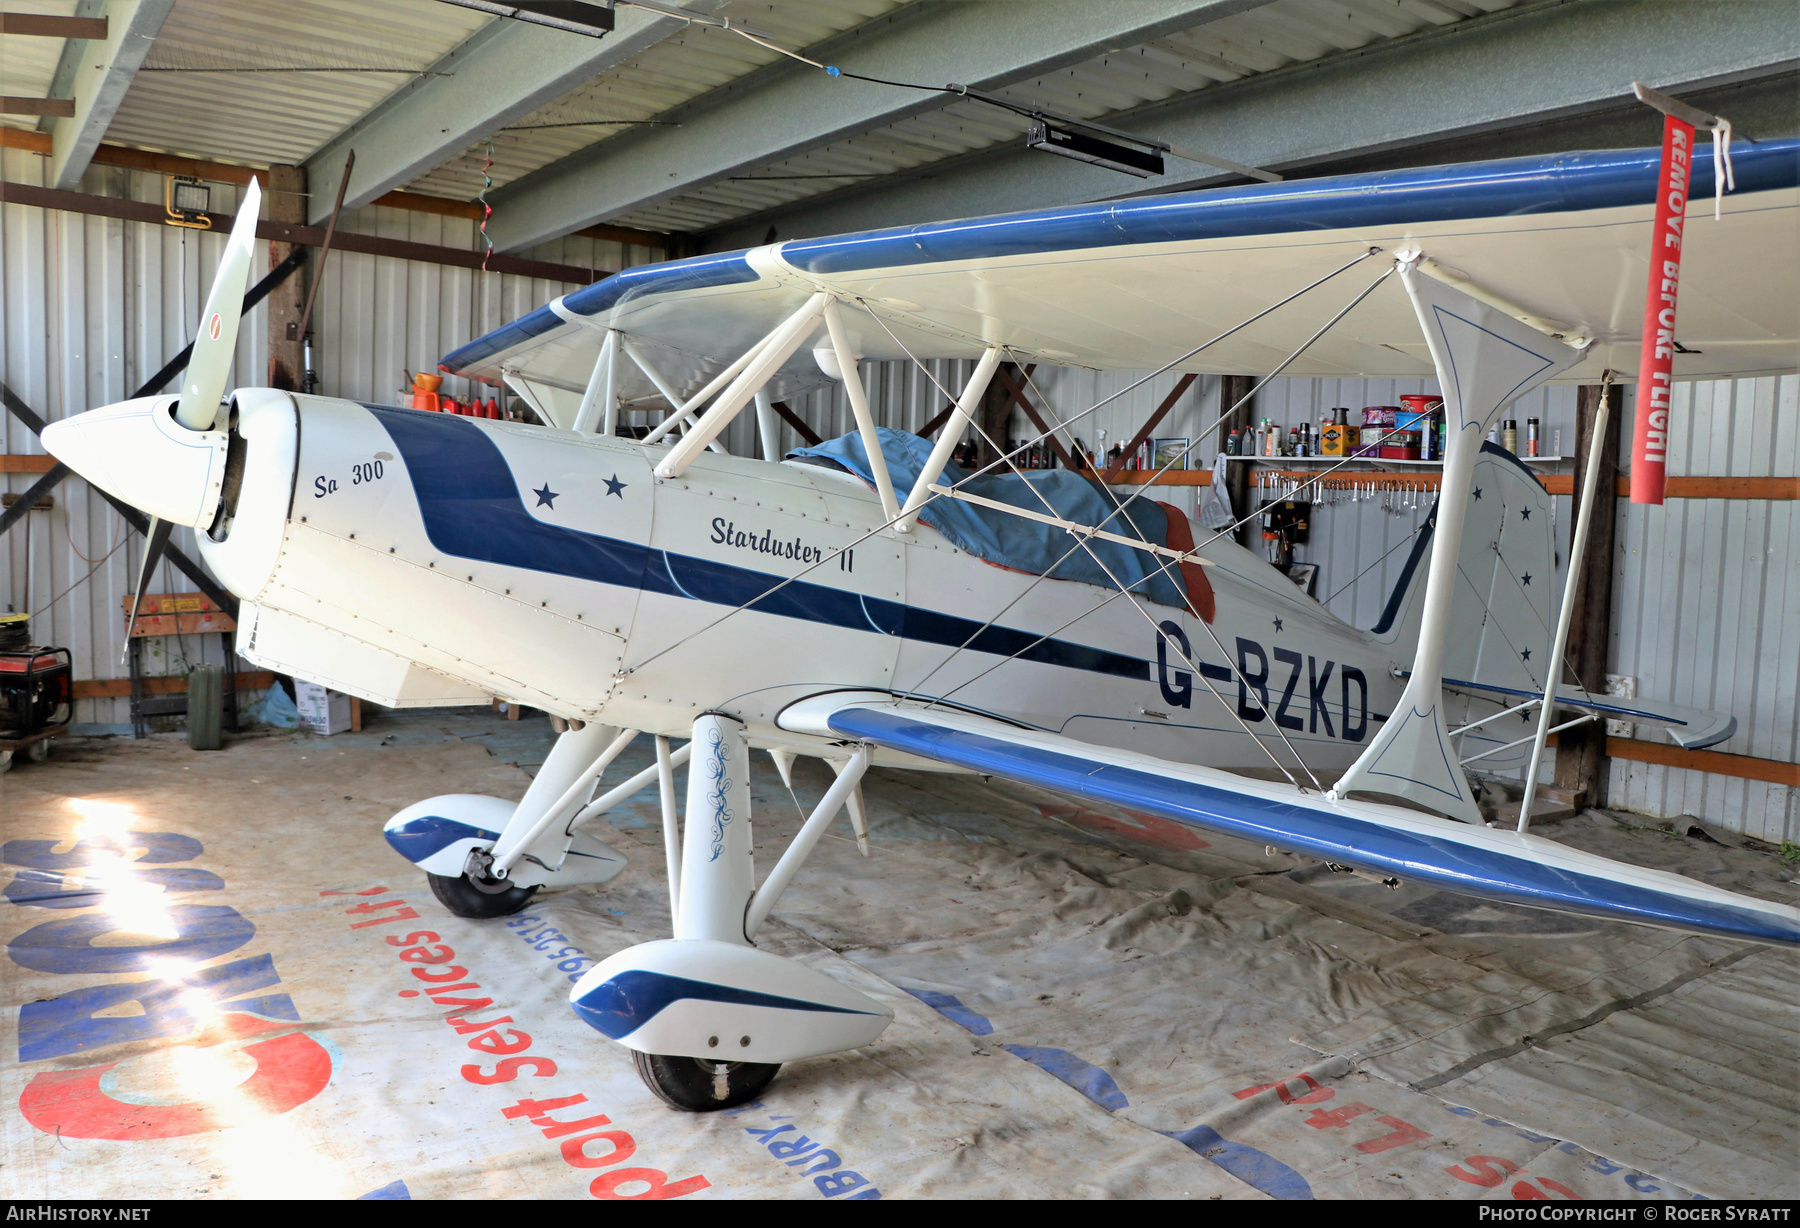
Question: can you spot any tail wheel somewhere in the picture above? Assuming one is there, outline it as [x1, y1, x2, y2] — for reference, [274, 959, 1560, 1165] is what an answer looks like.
[426, 870, 537, 919]
[633, 1051, 780, 1112]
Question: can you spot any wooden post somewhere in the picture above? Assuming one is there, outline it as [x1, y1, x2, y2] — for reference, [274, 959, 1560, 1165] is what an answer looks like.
[1552, 381, 1624, 809]
[265, 165, 306, 390]
[1218, 375, 1256, 546]
[975, 361, 1016, 471]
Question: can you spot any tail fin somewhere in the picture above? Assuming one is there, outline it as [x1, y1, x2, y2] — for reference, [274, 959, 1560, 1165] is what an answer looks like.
[1372, 442, 1557, 765]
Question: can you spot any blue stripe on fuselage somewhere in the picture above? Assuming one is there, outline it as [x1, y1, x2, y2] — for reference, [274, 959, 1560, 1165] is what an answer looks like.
[366, 407, 1150, 680]
[827, 708, 1800, 948]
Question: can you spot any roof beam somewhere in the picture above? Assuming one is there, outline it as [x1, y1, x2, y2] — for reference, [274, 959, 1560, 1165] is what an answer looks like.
[704, 0, 1800, 249]
[46, 0, 176, 190]
[0, 14, 108, 38]
[484, 0, 1275, 251]
[301, 0, 729, 225]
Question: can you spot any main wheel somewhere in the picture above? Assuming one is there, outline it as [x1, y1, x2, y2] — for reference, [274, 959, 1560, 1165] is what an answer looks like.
[426, 870, 537, 919]
[27, 739, 49, 763]
[633, 1051, 781, 1112]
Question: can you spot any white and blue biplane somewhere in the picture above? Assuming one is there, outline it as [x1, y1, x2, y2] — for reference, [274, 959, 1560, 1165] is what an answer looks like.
[42, 138, 1800, 1111]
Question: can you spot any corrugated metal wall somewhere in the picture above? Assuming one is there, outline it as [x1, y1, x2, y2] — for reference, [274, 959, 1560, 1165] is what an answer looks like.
[1607, 375, 1798, 843]
[3, 161, 1791, 836]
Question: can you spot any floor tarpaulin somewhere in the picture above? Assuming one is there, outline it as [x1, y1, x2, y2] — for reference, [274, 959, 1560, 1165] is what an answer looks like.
[1, 712, 1793, 1200]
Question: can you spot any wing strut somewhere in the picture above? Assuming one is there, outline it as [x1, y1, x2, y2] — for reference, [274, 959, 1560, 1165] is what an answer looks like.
[1516, 370, 1614, 831]
[1329, 257, 1582, 823]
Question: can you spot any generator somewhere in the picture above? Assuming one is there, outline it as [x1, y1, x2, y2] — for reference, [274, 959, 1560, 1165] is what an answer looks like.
[0, 647, 73, 739]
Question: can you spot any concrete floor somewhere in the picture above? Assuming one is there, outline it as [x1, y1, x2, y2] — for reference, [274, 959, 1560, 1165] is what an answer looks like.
[1, 708, 1795, 1200]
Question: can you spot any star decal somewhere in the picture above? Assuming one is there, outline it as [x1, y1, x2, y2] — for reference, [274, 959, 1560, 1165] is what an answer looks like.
[1521, 709, 1534, 722]
[603, 473, 627, 498]
[1521, 648, 1532, 661]
[1472, 487, 1483, 500]
[1521, 573, 1532, 586]
[533, 483, 560, 508]
[1272, 617, 1284, 632]
[1520, 507, 1531, 520]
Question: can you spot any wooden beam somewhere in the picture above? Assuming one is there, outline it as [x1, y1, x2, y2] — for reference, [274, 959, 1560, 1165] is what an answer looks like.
[74, 671, 273, 700]
[2, 98, 75, 117]
[4, 143, 674, 251]
[88, 143, 267, 186]
[574, 221, 674, 251]
[1218, 376, 1255, 545]
[1, 181, 610, 284]
[1103, 373, 1199, 482]
[1553, 381, 1624, 809]
[1603, 736, 1798, 788]
[364, 193, 673, 253]
[768, 399, 821, 447]
[914, 400, 961, 440]
[0, 127, 52, 154]
[975, 362, 1014, 472]
[0, 13, 108, 37]
[991, 364, 1078, 469]
[1, 454, 58, 473]
[265, 165, 306, 390]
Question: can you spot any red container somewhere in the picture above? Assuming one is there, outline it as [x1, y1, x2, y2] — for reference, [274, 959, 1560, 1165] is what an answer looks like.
[1379, 444, 1421, 460]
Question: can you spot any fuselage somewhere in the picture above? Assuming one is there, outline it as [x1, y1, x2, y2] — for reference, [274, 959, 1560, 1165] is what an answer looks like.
[200, 389, 1409, 770]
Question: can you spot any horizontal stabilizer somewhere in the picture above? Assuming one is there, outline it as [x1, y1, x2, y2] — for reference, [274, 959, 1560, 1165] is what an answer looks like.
[1442, 677, 1739, 750]
[779, 697, 1798, 948]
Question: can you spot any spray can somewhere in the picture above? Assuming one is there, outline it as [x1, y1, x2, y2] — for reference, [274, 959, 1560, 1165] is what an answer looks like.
[1502, 420, 1518, 454]
[1526, 418, 1540, 457]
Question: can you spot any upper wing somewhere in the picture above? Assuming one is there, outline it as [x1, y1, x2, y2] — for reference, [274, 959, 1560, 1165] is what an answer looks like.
[441, 139, 1800, 403]
[778, 695, 1798, 948]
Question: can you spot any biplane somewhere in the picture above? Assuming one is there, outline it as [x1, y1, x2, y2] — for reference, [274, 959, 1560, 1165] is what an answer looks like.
[41, 136, 1800, 1110]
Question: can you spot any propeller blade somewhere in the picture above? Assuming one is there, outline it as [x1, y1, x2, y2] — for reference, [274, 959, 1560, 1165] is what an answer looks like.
[121, 516, 172, 664]
[174, 178, 263, 431]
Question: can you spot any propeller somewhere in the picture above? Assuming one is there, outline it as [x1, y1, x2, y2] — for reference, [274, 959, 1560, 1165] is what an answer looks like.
[118, 178, 263, 657]
[177, 178, 262, 430]
[121, 518, 174, 662]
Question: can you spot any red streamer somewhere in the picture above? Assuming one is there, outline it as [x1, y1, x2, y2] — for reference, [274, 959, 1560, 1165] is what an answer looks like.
[1631, 114, 1693, 506]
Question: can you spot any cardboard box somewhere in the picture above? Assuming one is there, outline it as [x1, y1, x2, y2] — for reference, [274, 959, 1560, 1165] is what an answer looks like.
[294, 680, 352, 735]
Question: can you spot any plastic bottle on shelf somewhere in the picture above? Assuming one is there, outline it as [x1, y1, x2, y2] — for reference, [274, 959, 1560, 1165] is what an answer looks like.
[1226, 427, 1241, 456]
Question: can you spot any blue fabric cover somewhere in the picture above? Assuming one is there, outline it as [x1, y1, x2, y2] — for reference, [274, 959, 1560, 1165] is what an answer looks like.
[790, 429, 1184, 609]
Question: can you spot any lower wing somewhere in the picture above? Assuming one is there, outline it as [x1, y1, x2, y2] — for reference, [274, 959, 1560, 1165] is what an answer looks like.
[779, 696, 1797, 948]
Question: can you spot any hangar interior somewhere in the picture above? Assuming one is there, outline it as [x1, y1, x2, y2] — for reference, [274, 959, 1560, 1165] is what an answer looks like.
[1, 0, 1796, 1202]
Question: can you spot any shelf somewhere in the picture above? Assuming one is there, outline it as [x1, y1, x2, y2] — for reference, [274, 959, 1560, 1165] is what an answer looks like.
[1218, 454, 1566, 465]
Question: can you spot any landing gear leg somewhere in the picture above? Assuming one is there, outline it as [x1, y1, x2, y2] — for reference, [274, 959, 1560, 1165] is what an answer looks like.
[631, 712, 777, 1110]
[633, 1051, 780, 1112]
[427, 870, 537, 918]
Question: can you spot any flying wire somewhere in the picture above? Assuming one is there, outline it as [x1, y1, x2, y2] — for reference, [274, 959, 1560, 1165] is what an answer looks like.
[887, 266, 1401, 787]
[851, 303, 1315, 788]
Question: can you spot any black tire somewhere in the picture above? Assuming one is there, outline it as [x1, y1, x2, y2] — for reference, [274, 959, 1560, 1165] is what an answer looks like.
[426, 870, 538, 919]
[633, 1050, 781, 1112]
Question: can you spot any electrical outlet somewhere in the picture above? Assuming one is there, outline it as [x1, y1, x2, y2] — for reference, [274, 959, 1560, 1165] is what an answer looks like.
[1605, 674, 1637, 739]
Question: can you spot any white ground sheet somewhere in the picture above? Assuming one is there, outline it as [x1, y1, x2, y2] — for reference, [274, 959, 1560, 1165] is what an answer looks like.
[1, 713, 1794, 1200]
